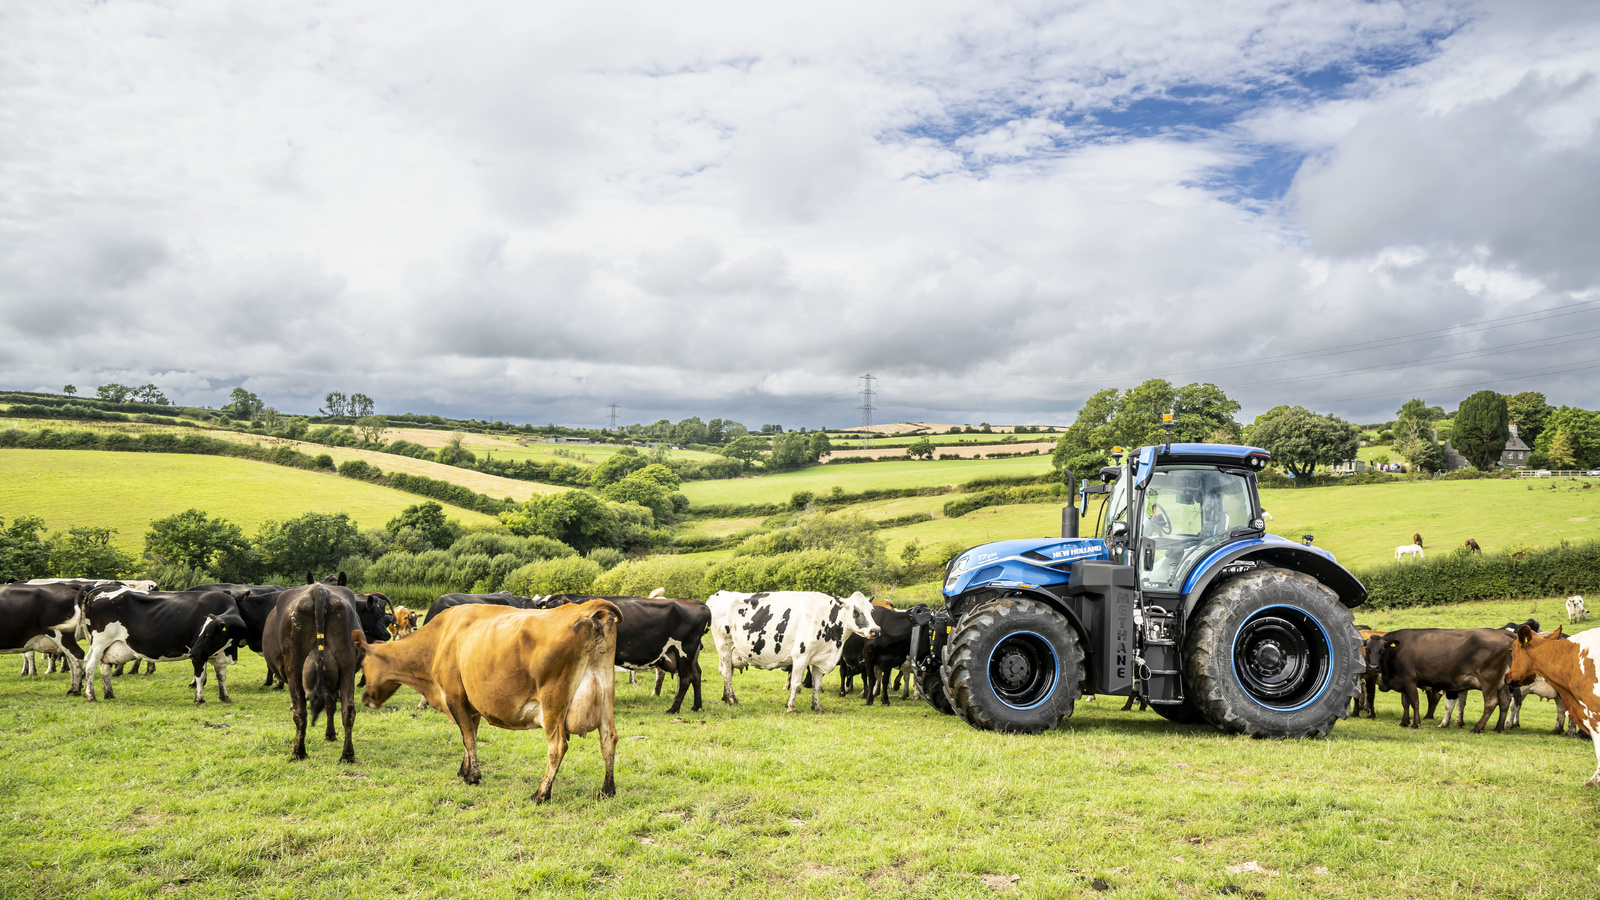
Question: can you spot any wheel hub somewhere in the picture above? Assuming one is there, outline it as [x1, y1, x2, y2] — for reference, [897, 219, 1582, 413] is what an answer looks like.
[1232, 607, 1331, 710]
[986, 632, 1059, 710]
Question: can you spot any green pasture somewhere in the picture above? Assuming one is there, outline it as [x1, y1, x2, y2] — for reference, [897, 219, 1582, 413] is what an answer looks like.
[471, 441, 725, 466]
[0, 450, 494, 550]
[828, 433, 1056, 449]
[680, 458, 1054, 508]
[2, 599, 1596, 900]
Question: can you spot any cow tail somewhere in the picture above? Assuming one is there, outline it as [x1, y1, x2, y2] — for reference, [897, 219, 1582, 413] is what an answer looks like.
[309, 585, 330, 725]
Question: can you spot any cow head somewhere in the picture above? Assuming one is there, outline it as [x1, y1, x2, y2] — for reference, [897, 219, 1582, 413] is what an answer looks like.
[1508, 624, 1565, 686]
[353, 630, 401, 709]
[840, 591, 881, 640]
[356, 592, 392, 641]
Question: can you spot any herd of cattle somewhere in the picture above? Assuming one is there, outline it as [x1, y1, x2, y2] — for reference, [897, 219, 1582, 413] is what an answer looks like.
[3, 577, 1599, 799]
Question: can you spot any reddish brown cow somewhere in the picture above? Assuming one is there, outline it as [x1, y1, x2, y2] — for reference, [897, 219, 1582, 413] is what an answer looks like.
[1377, 628, 1516, 733]
[1508, 625, 1600, 786]
[356, 599, 620, 803]
[390, 606, 419, 638]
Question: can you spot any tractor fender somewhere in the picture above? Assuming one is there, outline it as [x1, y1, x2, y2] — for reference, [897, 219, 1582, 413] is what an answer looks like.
[948, 587, 1092, 655]
[1181, 540, 1367, 622]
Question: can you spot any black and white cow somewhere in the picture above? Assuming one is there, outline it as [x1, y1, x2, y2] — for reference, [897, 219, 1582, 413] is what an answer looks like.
[0, 582, 88, 693]
[602, 596, 712, 714]
[861, 605, 914, 707]
[706, 590, 881, 713]
[187, 584, 287, 684]
[80, 586, 250, 703]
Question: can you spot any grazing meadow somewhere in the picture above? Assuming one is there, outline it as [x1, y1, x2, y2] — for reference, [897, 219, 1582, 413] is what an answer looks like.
[1, 597, 1594, 900]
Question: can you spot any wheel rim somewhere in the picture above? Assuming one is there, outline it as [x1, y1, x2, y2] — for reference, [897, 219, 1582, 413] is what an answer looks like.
[987, 631, 1059, 710]
[1231, 606, 1331, 711]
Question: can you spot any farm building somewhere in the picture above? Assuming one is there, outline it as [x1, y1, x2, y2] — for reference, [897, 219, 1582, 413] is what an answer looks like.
[1499, 422, 1532, 467]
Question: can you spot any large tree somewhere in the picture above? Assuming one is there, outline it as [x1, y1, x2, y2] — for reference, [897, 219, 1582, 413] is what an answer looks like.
[255, 512, 361, 578]
[1248, 407, 1360, 477]
[144, 509, 250, 572]
[1506, 391, 1553, 445]
[1451, 390, 1511, 469]
[48, 526, 136, 579]
[1533, 407, 1600, 469]
[1052, 380, 1242, 483]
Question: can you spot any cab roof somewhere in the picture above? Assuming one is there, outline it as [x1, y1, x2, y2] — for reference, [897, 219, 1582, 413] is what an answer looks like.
[1136, 443, 1271, 470]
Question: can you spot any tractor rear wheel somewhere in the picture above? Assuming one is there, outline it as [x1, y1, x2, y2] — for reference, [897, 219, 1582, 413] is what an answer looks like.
[1184, 569, 1361, 738]
[943, 597, 1083, 734]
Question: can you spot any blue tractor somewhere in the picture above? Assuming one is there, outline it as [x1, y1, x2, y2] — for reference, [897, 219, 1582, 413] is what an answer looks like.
[911, 436, 1366, 737]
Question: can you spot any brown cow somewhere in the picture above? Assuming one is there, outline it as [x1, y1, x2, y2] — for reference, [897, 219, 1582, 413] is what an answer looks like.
[1377, 628, 1516, 733]
[1507, 625, 1600, 785]
[355, 599, 620, 803]
[391, 606, 419, 638]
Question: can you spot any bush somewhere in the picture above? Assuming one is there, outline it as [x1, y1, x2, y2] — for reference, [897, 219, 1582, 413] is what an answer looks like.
[314, 454, 335, 470]
[590, 556, 707, 599]
[587, 547, 625, 571]
[704, 549, 866, 596]
[337, 459, 382, 481]
[1357, 539, 1600, 608]
[503, 556, 602, 595]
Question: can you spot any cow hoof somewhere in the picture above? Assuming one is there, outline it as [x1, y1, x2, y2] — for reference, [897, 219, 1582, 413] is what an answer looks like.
[194, 698, 204, 705]
[292, 751, 307, 761]
[340, 754, 355, 764]
[598, 785, 616, 799]
[220, 697, 232, 704]
[532, 793, 549, 805]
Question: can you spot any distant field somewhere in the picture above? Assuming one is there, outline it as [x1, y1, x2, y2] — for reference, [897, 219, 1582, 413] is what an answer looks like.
[680, 457, 1053, 507]
[0, 450, 495, 549]
[828, 432, 1058, 448]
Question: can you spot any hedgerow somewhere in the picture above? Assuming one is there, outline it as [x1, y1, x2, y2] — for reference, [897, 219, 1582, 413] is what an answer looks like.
[1356, 540, 1600, 608]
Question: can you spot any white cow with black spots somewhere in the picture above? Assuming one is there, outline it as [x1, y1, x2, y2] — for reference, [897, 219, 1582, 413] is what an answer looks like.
[707, 590, 881, 713]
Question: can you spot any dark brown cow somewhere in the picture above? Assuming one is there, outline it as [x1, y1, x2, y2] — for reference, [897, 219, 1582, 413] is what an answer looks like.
[1507, 625, 1600, 786]
[268, 583, 363, 763]
[1377, 628, 1516, 733]
[356, 599, 620, 803]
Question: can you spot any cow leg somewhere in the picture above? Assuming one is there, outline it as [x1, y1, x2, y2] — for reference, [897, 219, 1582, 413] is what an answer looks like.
[1423, 688, 1441, 720]
[810, 664, 825, 713]
[452, 701, 484, 786]
[191, 658, 208, 705]
[666, 660, 692, 715]
[1364, 675, 1377, 718]
[1471, 688, 1500, 734]
[288, 669, 309, 761]
[81, 632, 115, 701]
[1436, 693, 1455, 729]
[534, 718, 568, 804]
[143, 660, 156, 675]
[213, 659, 231, 704]
[785, 662, 805, 713]
[900, 663, 912, 700]
[1400, 686, 1418, 728]
[719, 649, 738, 706]
[653, 668, 667, 697]
[878, 664, 892, 708]
[689, 656, 703, 712]
[339, 668, 356, 764]
[597, 678, 617, 800]
[21, 651, 34, 677]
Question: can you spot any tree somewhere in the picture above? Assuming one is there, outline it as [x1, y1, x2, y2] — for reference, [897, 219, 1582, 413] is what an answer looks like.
[500, 491, 621, 554]
[1507, 391, 1553, 446]
[349, 393, 375, 418]
[226, 387, 263, 420]
[591, 447, 649, 487]
[1248, 407, 1359, 477]
[907, 437, 935, 459]
[600, 474, 674, 525]
[0, 515, 50, 581]
[62, 385, 76, 396]
[255, 512, 361, 578]
[355, 415, 387, 444]
[1451, 390, 1511, 470]
[721, 435, 770, 472]
[1532, 407, 1600, 469]
[130, 384, 169, 405]
[769, 432, 812, 470]
[385, 502, 460, 550]
[1547, 429, 1577, 468]
[48, 527, 135, 579]
[320, 391, 349, 417]
[96, 383, 132, 403]
[1171, 382, 1242, 443]
[809, 432, 832, 462]
[144, 509, 250, 572]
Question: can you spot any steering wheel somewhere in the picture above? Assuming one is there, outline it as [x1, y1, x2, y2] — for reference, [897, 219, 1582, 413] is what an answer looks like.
[1146, 503, 1172, 536]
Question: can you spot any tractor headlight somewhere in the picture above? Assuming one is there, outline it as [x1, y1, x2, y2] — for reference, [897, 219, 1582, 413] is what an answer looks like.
[945, 553, 972, 590]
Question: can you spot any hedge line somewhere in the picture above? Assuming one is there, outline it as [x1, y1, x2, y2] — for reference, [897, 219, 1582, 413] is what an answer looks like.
[0, 427, 512, 515]
[943, 485, 1063, 518]
[1356, 541, 1600, 608]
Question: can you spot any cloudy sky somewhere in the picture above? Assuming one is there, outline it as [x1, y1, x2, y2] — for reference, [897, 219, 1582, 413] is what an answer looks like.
[2, 0, 1598, 429]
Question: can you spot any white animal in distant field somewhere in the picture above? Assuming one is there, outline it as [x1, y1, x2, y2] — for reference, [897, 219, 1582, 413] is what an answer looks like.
[1395, 544, 1425, 561]
[1569, 595, 1588, 624]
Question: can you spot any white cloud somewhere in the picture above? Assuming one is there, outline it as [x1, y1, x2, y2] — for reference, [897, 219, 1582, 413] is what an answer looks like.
[1, 0, 1597, 427]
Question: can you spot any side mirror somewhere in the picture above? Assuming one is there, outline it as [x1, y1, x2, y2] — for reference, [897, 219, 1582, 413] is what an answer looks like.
[1109, 521, 1128, 541]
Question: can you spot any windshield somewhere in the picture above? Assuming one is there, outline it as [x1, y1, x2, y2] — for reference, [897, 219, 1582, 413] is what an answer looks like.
[1138, 466, 1255, 593]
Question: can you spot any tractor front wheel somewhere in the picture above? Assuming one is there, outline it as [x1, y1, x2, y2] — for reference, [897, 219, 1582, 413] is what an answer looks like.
[943, 597, 1083, 734]
[1184, 569, 1361, 738]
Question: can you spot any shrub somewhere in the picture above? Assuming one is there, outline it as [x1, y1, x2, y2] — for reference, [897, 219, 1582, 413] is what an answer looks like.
[337, 459, 382, 481]
[704, 549, 865, 596]
[590, 556, 707, 599]
[1357, 539, 1600, 608]
[503, 556, 602, 595]
[587, 547, 625, 571]
[313, 453, 335, 470]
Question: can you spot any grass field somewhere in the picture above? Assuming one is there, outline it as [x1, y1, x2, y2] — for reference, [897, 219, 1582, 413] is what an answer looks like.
[0, 450, 495, 549]
[679, 458, 1054, 508]
[2, 597, 1594, 900]
[828, 433, 1058, 449]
